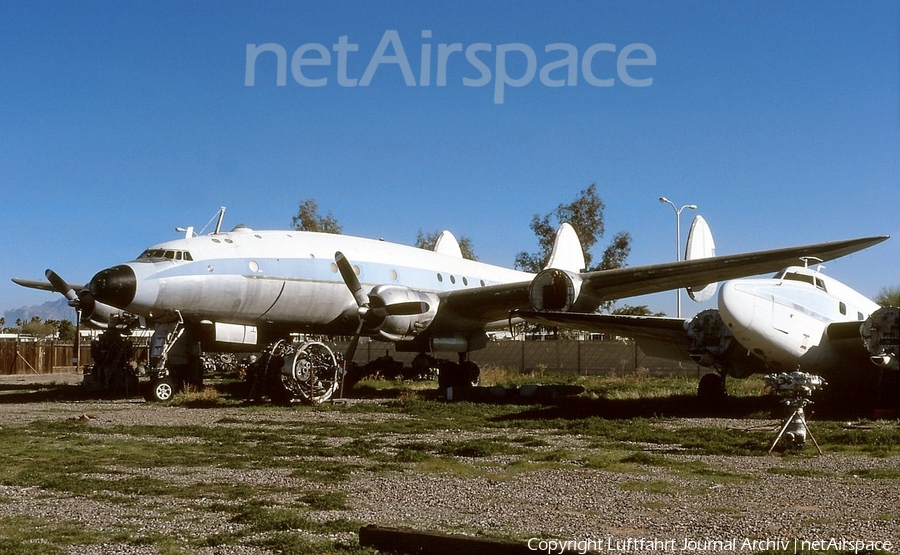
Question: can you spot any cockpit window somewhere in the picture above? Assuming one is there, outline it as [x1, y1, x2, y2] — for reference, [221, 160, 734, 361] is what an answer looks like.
[138, 249, 193, 261]
[782, 272, 826, 291]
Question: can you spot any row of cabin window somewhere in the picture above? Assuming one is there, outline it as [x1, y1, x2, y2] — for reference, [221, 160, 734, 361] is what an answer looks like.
[436, 273, 487, 287]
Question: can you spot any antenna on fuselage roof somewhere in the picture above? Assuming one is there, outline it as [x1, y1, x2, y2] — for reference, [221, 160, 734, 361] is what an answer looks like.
[195, 207, 227, 235]
[214, 206, 226, 234]
[800, 256, 824, 271]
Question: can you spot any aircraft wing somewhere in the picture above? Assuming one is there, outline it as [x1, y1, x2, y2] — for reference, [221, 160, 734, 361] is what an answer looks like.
[10, 277, 57, 293]
[574, 235, 889, 303]
[435, 235, 888, 329]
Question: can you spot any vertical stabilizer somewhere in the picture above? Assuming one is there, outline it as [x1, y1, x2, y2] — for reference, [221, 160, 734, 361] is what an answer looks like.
[433, 230, 463, 258]
[545, 223, 586, 272]
[685, 215, 717, 302]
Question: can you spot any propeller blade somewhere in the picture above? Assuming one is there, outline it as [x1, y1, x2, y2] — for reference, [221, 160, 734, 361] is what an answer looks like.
[335, 252, 369, 308]
[46, 269, 83, 370]
[45, 269, 79, 303]
[345, 320, 365, 365]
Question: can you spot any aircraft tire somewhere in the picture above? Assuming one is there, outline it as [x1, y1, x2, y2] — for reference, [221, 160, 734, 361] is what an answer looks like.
[437, 362, 457, 390]
[147, 377, 176, 402]
[697, 373, 726, 404]
[461, 361, 480, 387]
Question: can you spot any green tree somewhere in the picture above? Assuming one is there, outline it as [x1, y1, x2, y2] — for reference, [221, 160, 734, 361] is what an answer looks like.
[415, 230, 478, 260]
[19, 316, 56, 338]
[598, 231, 632, 271]
[292, 199, 342, 234]
[875, 286, 900, 307]
[515, 183, 631, 272]
[612, 304, 667, 317]
[47, 319, 77, 341]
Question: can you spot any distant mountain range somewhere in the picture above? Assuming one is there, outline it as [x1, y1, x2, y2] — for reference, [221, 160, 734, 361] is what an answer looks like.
[2, 298, 76, 326]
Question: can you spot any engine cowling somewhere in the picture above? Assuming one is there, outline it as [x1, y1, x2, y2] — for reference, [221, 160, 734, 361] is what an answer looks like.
[367, 284, 440, 342]
[528, 269, 584, 312]
[861, 307, 900, 370]
[687, 309, 765, 378]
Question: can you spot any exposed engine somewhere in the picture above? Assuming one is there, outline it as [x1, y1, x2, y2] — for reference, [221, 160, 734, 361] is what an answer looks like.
[528, 268, 585, 312]
[686, 309, 766, 378]
[246, 338, 343, 404]
[861, 306, 900, 371]
[366, 285, 440, 341]
[686, 309, 732, 366]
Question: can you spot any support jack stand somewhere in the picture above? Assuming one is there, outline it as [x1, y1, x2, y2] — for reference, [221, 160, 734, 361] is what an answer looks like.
[764, 371, 825, 455]
[768, 397, 822, 455]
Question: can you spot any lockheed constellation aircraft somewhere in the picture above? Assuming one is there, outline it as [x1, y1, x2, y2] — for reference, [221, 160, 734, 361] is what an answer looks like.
[13, 211, 888, 404]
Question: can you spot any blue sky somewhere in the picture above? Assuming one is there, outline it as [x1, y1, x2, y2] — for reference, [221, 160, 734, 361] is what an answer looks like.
[2, 1, 899, 317]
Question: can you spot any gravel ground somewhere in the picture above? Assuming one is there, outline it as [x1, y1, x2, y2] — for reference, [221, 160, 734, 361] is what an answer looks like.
[0, 373, 898, 554]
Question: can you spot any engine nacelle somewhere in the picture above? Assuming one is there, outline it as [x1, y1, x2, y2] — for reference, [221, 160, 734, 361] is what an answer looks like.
[529, 269, 584, 312]
[861, 307, 900, 371]
[687, 308, 765, 378]
[368, 284, 440, 342]
[686, 309, 733, 366]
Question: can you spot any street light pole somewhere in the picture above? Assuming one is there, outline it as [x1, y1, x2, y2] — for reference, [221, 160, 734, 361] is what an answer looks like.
[658, 197, 697, 318]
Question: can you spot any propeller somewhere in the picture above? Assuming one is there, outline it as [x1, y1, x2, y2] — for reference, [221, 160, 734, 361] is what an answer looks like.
[45, 269, 88, 371]
[334, 252, 430, 395]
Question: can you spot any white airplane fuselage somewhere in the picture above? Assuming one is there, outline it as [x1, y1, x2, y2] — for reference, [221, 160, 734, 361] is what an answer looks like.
[96, 226, 532, 341]
[718, 266, 880, 373]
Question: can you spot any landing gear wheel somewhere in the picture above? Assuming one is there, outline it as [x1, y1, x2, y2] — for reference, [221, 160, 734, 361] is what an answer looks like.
[438, 360, 480, 391]
[461, 361, 480, 387]
[697, 373, 726, 405]
[147, 377, 176, 402]
[437, 361, 460, 391]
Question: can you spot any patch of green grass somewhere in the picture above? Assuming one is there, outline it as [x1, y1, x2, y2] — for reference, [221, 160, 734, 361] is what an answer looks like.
[231, 503, 359, 535]
[436, 437, 524, 458]
[529, 448, 575, 463]
[620, 451, 669, 466]
[289, 460, 361, 483]
[0, 515, 129, 554]
[300, 490, 351, 511]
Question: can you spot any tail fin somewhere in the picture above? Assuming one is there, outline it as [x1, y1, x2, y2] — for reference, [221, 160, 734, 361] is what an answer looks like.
[545, 223, 586, 272]
[685, 215, 717, 302]
[433, 230, 463, 258]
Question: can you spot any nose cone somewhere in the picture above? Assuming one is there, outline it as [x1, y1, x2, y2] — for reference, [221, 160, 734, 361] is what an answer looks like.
[90, 265, 137, 309]
[717, 281, 754, 335]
